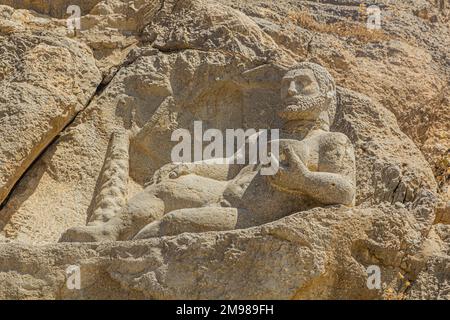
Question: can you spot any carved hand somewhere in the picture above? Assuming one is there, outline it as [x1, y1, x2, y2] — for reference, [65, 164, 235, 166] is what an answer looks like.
[269, 146, 309, 190]
[148, 163, 192, 185]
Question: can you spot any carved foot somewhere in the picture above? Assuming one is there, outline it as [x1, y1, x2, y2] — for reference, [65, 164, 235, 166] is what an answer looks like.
[59, 225, 119, 243]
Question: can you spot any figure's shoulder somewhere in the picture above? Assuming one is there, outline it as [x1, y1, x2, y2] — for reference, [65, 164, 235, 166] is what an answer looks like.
[316, 132, 355, 165]
[276, 138, 304, 149]
[320, 131, 352, 146]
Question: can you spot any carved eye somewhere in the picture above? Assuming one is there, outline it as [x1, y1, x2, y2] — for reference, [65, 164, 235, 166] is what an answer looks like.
[296, 76, 312, 87]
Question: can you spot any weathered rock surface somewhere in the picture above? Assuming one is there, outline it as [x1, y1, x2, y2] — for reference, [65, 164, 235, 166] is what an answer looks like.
[0, 204, 437, 299]
[0, 0, 448, 299]
[0, 31, 102, 212]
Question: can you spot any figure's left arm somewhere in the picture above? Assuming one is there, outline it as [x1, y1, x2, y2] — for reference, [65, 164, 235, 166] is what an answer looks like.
[309, 134, 356, 205]
[272, 135, 356, 206]
[297, 167, 355, 205]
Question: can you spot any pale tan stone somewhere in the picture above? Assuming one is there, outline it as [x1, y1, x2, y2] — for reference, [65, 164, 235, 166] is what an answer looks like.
[0, 0, 448, 300]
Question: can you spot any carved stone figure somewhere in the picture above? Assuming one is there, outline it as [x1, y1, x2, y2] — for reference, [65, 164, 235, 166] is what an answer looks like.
[60, 62, 356, 242]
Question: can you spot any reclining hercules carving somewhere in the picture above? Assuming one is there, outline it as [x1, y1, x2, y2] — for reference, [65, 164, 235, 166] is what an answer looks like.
[60, 62, 356, 242]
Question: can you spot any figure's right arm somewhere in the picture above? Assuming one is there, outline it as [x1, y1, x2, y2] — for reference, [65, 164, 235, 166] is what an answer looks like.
[183, 162, 243, 181]
[150, 162, 243, 184]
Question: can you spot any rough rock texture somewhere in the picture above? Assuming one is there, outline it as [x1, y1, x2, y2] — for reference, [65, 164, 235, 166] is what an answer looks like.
[0, 32, 101, 206]
[0, 0, 448, 299]
[0, 204, 438, 299]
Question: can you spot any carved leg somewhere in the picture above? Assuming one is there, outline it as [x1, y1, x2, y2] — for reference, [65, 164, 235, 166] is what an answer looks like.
[59, 132, 164, 242]
[60, 188, 165, 242]
[118, 191, 165, 240]
[133, 207, 240, 239]
[121, 174, 227, 239]
[60, 173, 227, 242]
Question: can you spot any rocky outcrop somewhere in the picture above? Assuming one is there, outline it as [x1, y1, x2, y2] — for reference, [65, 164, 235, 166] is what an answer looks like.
[0, 204, 437, 299]
[0, 32, 101, 208]
[0, 0, 448, 299]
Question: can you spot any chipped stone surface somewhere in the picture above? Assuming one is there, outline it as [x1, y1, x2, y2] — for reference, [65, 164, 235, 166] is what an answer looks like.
[0, 205, 434, 299]
[0, 32, 102, 211]
[0, 0, 448, 299]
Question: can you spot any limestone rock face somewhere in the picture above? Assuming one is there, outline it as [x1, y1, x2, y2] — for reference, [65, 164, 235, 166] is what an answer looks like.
[0, 32, 102, 214]
[0, 0, 448, 299]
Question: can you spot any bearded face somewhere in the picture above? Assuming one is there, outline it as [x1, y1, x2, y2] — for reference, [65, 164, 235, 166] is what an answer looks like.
[279, 68, 329, 121]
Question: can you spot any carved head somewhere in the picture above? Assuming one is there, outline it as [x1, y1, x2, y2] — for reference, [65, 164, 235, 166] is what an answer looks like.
[279, 62, 337, 129]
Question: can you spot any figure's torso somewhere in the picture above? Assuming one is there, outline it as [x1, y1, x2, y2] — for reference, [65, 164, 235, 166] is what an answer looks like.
[222, 133, 326, 225]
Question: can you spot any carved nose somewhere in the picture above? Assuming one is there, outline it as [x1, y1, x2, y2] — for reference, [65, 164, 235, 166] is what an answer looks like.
[287, 81, 297, 96]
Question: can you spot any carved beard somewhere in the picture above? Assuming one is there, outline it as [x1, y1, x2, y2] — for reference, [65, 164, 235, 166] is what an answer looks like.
[278, 94, 328, 121]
